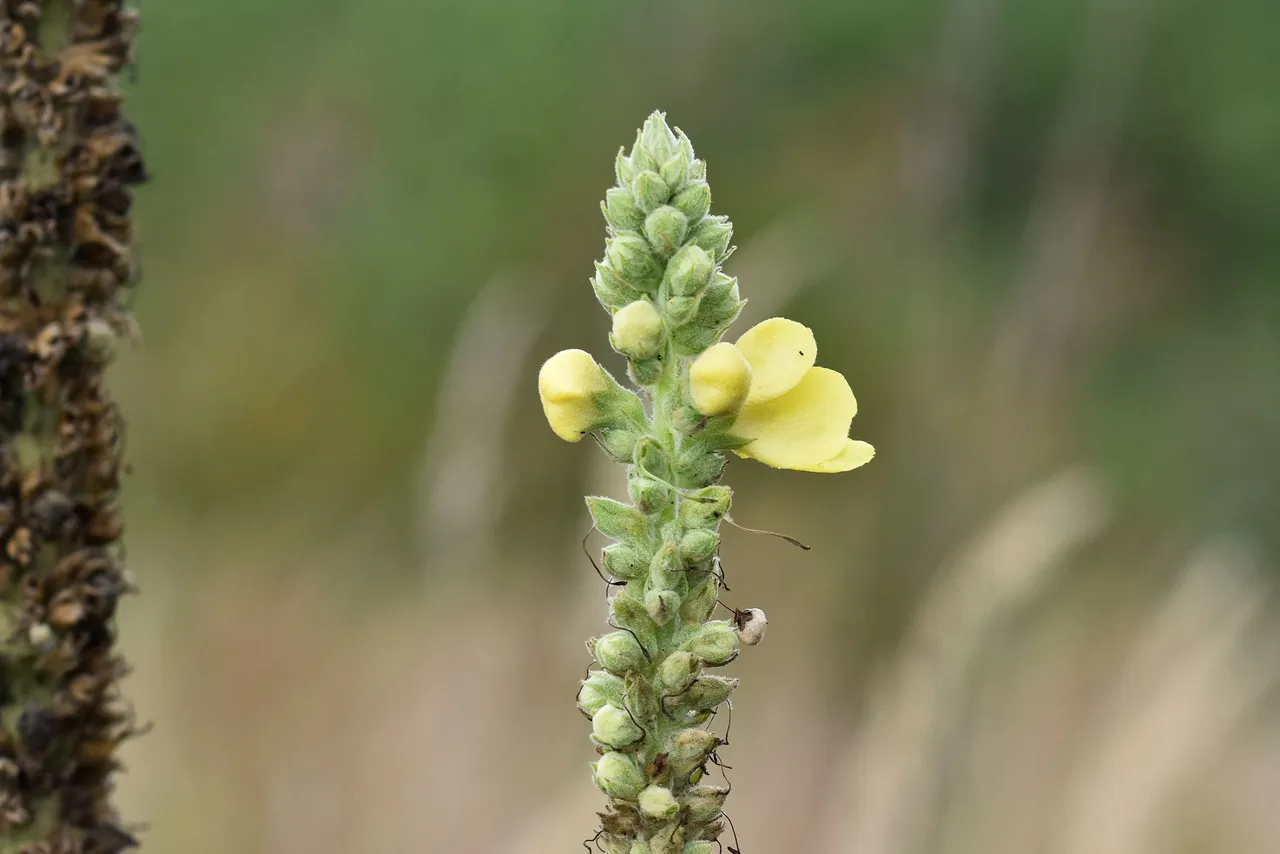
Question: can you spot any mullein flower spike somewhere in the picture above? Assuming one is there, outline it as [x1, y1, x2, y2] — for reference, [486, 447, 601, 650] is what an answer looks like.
[540, 112, 874, 853]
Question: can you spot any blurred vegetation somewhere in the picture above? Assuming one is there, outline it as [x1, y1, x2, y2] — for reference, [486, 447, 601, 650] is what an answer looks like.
[105, 1, 1280, 850]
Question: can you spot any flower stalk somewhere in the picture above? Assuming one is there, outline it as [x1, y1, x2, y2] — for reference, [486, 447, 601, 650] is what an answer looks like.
[0, 2, 146, 852]
[541, 113, 873, 853]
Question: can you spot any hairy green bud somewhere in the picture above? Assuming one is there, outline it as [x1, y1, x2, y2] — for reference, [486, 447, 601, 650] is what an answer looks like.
[645, 589, 680, 625]
[678, 486, 732, 525]
[605, 186, 647, 232]
[684, 844, 717, 854]
[688, 216, 733, 261]
[644, 205, 689, 256]
[681, 786, 729, 824]
[667, 245, 715, 297]
[639, 785, 680, 821]
[599, 427, 641, 464]
[667, 729, 720, 780]
[579, 670, 626, 716]
[665, 295, 700, 326]
[588, 496, 648, 542]
[625, 673, 661, 724]
[611, 593, 659, 652]
[594, 262, 645, 311]
[595, 631, 648, 674]
[603, 543, 647, 580]
[650, 823, 686, 854]
[682, 676, 738, 711]
[672, 182, 712, 223]
[607, 234, 664, 292]
[634, 170, 671, 213]
[679, 579, 718, 623]
[682, 622, 739, 666]
[678, 529, 718, 565]
[593, 704, 644, 749]
[659, 151, 688, 190]
[594, 752, 646, 800]
[657, 650, 699, 693]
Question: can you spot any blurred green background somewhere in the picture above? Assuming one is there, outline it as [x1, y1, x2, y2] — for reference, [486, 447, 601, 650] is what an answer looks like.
[110, 1, 1280, 852]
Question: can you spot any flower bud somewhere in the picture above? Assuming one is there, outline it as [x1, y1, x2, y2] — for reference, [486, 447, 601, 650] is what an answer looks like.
[594, 262, 645, 311]
[604, 187, 646, 232]
[681, 786, 729, 824]
[688, 216, 733, 260]
[602, 543, 646, 580]
[634, 170, 671, 213]
[595, 631, 647, 675]
[606, 234, 663, 292]
[678, 529, 718, 565]
[611, 593, 659, 652]
[539, 349, 608, 442]
[679, 579, 717, 623]
[688, 343, 751, 417]
[659, 151, 688, 190]
[639, 785, 680, 821]
[594, 751, 646, 800]
[610, 300, 663, 359]
[667, 729, 719, 779]
[678, 485, 732, 525]
[682, 621, 739, 666]
[630, 844, 651, 854]
[664, 295, 700, 326]
[645, 589, 680, 626]
[629, 476, 671, 515]
[625, 672, 661, 724]
[644, 205, 689, 256]
[673, 445, 727, 488]
[593, 704, 643, 749]
[587, 496, 647, 542]
[599, 427, 640, 463]
[578, 670, 626, 716]
[650, 823, 685, 854]
[666, 245, 714, 297]
[684, 844, 716, 854]
[641, 112, 678, 162]
[657, 650, 698, 693]
[81, 319, 118, 365]
[735, 607, 768, 646]
[682, 676, 738, 711]
[673, 182, 711, 222]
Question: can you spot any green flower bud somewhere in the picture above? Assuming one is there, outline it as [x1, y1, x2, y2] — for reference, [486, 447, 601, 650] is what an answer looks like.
[611, 593, 659, 652]
[629, 355, 663, 386]
[647, 541, 680, 589]
[599, 427, 640, 464]
[650, 822, 685, 854]
[679, 578, 718, 623]
[630, 844, 651, 854]
[679, 529, 718, 565]
[81, 319, 119, 365]
[665, 295, 700, 326]
[606, 234, 664, 292]
[616, 146, 638, 186]
[634, 170, 671, 213]
[645, 589, 680, 625]
[681, 786, 729, 824]
[641, 112, 678, 162]
[610, 300, 663, 359]
[593, 704, 644, 749]
[625, 673, 661, 724]
[673, 182, 711, 222]
[595, 631, 648, 675]
[578, 670, 626, 717]
[667, 729, 719, 780]
[588, 496, 647, 542]
[688, 216, 733, 260]
[639, 785, 680, 821]
[629, 477, 671, 515]
[666, 246, 714, 297]
[674, 445, 727, 488]
[682, 621, 739, 666]
[594, 752, 646, 800]
[659, 151, 688, 190]
[593, 262, 645, 311]
[682, 676, 738, 711]
[677, 486, 731, 525]
[684, 844, 716, 854]
[604, 187, 646, 232]
[644, 205, 689, 256]
[657, 650, 699, 693]
[602, 543, 647, 580]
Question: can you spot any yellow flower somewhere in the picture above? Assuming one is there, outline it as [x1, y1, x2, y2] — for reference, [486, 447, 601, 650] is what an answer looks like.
[689, 342, 752, 416]
[728, 318, 874, 472]
[539, 349, 608, 442]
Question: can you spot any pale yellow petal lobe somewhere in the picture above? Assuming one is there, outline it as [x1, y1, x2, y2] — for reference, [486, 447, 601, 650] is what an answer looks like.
[689, 342, 752, 416]
[790, 439, 876, 473]
[733, 366, 856, 468]
[735, 318, 817, 404]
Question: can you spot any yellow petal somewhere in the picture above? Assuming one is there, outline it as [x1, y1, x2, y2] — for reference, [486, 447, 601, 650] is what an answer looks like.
[689, 342, 752, 416]
[735, 318, 817, 404]
[733, 366, 856, 468]
[790, 439, 875, 473]
[539, 349, 607, 442]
